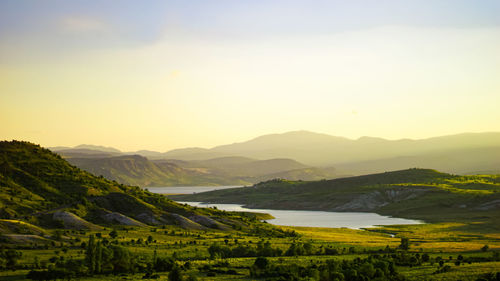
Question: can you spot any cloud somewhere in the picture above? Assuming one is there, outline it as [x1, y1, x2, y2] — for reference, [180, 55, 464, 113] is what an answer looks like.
[60, 16, 109, 33]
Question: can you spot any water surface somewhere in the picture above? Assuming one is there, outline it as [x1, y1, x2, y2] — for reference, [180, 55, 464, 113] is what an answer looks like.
[178, 201, 422, 229]
[147, 185, 243, 194]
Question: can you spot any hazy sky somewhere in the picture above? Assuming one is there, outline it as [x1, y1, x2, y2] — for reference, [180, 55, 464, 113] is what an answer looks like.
[1, 0, 500, 151]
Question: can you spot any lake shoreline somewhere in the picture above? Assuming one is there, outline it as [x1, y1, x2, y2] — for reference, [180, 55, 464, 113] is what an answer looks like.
[150, 185, 423, 229]
[177, 201, 423, 230]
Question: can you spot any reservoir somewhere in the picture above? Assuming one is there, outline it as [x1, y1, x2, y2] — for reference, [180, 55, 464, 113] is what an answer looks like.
[146, 185, 243, 194]
[148, 186, 422, 229]
[178, 202, 422, 229]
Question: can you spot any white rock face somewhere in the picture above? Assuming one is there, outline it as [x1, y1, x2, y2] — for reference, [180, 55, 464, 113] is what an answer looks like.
[52, 211, 102, 230]
[102, 212, 146, 226]
[334, 188, 429, 211]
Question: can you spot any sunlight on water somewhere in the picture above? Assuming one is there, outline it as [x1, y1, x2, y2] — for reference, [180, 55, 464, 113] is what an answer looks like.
[177, 201, 422, 229]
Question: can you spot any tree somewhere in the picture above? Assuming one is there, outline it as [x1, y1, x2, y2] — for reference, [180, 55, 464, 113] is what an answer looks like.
[2, 249, 22, 270]
[168, 265, 183, 281]
[254, 257, 269, 269]
[85, 235, 96, 273]
[109, 230, 118, 239]
[95, 241, 103, 273]
[481, 244, 489, 252]
[110, 245, 133, 273]
[422, 253, 430, 262]
[399, 238, 410, 250]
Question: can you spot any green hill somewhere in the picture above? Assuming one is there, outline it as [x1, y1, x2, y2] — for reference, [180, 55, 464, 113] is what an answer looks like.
[334, 146, 500, 175]
[64, 154, 339, 187]
[180, 157, 309, 177]
[67, 155, 250, 187]
[173, 168, 500, 225]
[0, 141, 271, 235]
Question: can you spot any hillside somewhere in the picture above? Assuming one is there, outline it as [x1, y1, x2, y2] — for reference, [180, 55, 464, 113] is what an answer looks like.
[52, 148, 119, 158]
[66, 155, 248, 187]
[173, 168, 500, 224]
[335, 146, 500, 175]
[0, 141, 272, 236]
[177, 157, 309, 177]
[255, 166, 341, 182]
[64, 154, 339, 187]
[51, 131, 500, 175]
[164, 131, 500, 172]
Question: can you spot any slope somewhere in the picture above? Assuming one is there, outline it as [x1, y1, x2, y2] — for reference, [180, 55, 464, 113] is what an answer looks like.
[173, 168, 500, 225]
[335, 146, 500, 175]
[65, 154, 338, 187]
[163, 131, 500, 170]
[0, 141, 270, 234]
[66, 155, 250, 187]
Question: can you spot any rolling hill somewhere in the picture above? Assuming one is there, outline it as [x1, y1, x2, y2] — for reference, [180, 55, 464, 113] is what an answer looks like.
[175, 157, 309, 177]
[135, 131, 500, 175]
[0, 141, 271, 238]
[67, 155, 249, 187]
[50, 130, 500, 179]
[210, 131, 500, 168]
[173, 168, 500, 225]
[64, 154, 339, 187]
[334, 146, 500, 175]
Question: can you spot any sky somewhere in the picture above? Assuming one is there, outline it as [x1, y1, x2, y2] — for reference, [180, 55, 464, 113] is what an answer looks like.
[1, 0, 500, 152]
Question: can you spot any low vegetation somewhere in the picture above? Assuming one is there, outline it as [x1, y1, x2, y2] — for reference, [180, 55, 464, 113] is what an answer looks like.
[173, 169, 500, 227]
[1, 141, 499, 280]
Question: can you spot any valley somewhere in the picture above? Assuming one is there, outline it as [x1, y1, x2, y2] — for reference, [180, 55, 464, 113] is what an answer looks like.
[1, 141, 499, 280]
[173, 169, 500, 226]
[4, 2, 499, 280]
[50, 131, 500, 188]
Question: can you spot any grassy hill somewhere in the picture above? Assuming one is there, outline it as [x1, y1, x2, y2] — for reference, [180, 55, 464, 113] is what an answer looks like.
[64, 154, 339, 187]
[2, 142, 500, 281]
[66, 155, 249, 187]
[178, 157, 309, 177]
[0, 141, 277, 238]
[173, 168, 500, 225]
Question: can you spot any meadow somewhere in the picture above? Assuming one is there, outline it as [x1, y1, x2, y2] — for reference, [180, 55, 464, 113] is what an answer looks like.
[1, 143, 499, 280]
[1, 218, 499, 281]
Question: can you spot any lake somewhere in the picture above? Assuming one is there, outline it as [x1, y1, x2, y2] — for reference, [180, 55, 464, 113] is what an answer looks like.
[177, 201, 422, 229]
[146, 185, 243, 194]
[148, 186, 422, 229]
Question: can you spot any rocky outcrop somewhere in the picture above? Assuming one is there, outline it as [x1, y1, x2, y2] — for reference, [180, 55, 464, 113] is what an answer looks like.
[136, 213, 168, 225]
[188, 214, 231, 230]
[170, 214, 205, 230]
[52, 211, 102, 230]
[101, 211, 146, 226]
[475, 199, 500, 211]
[333, 188, 429, 211]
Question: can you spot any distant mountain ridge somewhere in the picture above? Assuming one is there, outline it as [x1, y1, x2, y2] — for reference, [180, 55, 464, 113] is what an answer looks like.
[66, 155, 250, 187]
[208, 131, 500, 166]
[66, 154, 339, 187]
[50, 131, 500, 178]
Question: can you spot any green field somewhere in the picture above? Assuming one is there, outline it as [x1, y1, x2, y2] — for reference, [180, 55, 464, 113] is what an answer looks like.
[1, 221, 500, 280]
[1, 142, 499, 280]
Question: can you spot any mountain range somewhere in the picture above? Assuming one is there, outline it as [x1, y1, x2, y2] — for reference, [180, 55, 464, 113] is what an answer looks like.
[64, 154, 338, 187]
[50, 131, 500, 187]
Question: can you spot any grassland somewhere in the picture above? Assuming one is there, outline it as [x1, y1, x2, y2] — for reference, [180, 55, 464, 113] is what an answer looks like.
[172, 169, 500, 227]
[1, 221, 499, 280]
[1, 142, 499, 280]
